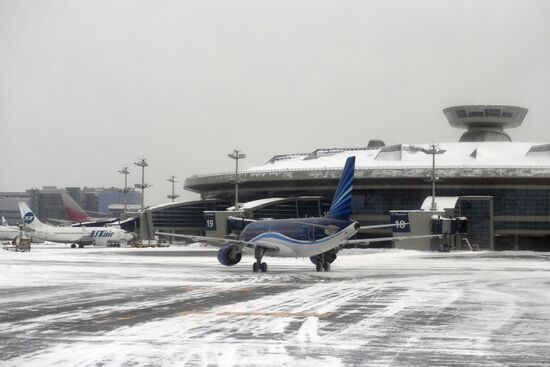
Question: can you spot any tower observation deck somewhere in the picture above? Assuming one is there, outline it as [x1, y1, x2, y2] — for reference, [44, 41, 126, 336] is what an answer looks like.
[443, 105, 528, 142]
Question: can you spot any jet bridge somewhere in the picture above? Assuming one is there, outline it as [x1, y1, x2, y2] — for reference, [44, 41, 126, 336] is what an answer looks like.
[390, 196, 480, 251]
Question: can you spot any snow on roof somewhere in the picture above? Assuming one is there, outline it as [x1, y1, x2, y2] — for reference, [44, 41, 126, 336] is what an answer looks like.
[148, 199, 220, 212]
[243, 142, 550, 172]
[108, 204, 141, 210]
[227, 197, 286, 211]
[226, 196, 327, 211]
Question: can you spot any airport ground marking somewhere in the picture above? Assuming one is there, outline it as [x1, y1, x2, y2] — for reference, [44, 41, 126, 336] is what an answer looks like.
[177, 310, 332, 318]
[114, 316, 135, 321]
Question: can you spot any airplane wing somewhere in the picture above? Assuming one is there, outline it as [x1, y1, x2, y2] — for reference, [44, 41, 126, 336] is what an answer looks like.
[155, 232, 280, 253]
[343, 234, 443, 246]
[45, 218, 73, 226]
[359, 223, 409, 231]
[71, 219, 119, 227]
[293, 221, 405, 232]
[47, 217, 119, 227]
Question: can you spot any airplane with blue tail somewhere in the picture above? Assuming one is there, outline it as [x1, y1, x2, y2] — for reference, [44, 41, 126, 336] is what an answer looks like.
[158, 156, 437, 272]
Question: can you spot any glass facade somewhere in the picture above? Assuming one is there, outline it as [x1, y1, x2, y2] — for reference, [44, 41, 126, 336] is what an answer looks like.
[355, 187, 550, 250]
[456, 198, 493, 250]
[149, 182, 550, 250]
[238, 185, 550, 250]
[495, 221, 550, 231]
[353, 189, 429, 215]
[151, 201, 229, 229]
[251, 199, 331, 220]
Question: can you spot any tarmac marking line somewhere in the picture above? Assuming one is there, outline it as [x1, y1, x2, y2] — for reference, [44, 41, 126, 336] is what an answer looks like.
[115, 316, 135, 321]
[179, 287, 207, 292]
[177, 311, 332, 318]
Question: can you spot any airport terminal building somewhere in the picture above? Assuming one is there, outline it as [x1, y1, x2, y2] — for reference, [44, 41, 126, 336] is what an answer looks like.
[15, 105, 543, 251]
[172, 105, 550, 251]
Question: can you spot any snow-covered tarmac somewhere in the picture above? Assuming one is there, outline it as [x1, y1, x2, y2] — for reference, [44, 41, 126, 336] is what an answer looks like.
[1, 246, 549, 366]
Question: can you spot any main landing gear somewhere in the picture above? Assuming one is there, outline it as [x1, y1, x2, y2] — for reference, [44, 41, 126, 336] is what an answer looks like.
[311, 249, 338, 272]
[313, 253, 331, 272]
[252, 247, 268, 273]
[316, 260, 330, 272]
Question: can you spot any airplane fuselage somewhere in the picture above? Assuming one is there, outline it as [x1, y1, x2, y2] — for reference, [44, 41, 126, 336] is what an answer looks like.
[240, 217, 359, 258]
[27, 226, 134, 246]
[0, 226, 20, 241]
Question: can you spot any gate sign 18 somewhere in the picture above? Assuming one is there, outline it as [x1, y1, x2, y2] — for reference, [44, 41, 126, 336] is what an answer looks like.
[389, 212, 410, 233]
[204, 213, 217, 231]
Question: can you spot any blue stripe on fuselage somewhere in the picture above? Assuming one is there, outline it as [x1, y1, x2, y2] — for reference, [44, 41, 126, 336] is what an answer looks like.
[240, 218, 354, 245]
[249, 230, 338, 245]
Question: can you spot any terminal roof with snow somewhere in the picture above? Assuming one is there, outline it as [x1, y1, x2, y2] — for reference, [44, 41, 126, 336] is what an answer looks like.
[181, 105, 550, 251]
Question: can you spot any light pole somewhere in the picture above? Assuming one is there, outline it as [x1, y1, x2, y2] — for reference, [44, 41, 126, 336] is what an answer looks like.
[166, 176, 180, 202]
[227, 148, 246, 209]
[118, 167, 130, 212]
[421, 143, 446, 211]
[134, 158, 151, 210]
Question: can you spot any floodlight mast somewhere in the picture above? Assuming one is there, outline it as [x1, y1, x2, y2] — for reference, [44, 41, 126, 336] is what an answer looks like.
[118, 167, 130, 212]
[133, 158, 151, 210]
[227, 148, 246, 209]
[167, 176, 180, 202]
[421, 143, 446, 211]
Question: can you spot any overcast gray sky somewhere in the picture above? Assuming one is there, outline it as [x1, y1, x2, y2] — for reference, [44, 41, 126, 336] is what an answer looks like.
[1, 0, 549, 205]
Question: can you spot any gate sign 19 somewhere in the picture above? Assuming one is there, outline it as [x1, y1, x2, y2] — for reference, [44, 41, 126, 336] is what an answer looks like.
[204, 213, 217, 231]
[389, 212, 410, 233]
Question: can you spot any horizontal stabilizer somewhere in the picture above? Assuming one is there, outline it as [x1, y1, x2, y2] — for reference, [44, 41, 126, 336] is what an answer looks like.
[343, 234, 443, 246]
[358, 223, 410, 231]
[156, 231, 280, 253]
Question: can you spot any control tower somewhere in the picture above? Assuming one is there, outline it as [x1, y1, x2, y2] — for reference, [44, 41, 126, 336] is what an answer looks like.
[443, 105, 528, 142]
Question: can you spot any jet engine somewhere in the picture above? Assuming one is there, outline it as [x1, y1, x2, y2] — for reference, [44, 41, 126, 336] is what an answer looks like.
[217, 245, 242, 266]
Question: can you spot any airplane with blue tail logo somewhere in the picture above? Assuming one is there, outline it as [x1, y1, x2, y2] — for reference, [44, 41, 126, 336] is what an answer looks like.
[158, 156, 434, 272]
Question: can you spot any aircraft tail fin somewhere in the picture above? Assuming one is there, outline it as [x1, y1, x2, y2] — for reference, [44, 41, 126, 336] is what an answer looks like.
[1, 216, 7, 226]
[19, 202, 47, 229]
[326, 156, 355, 220]
[60, 191, 91, 222]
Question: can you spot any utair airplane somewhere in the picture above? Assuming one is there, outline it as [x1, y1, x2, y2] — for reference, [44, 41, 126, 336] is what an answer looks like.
[19, 202, 135, 248]
[158, 156, 435, 272]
